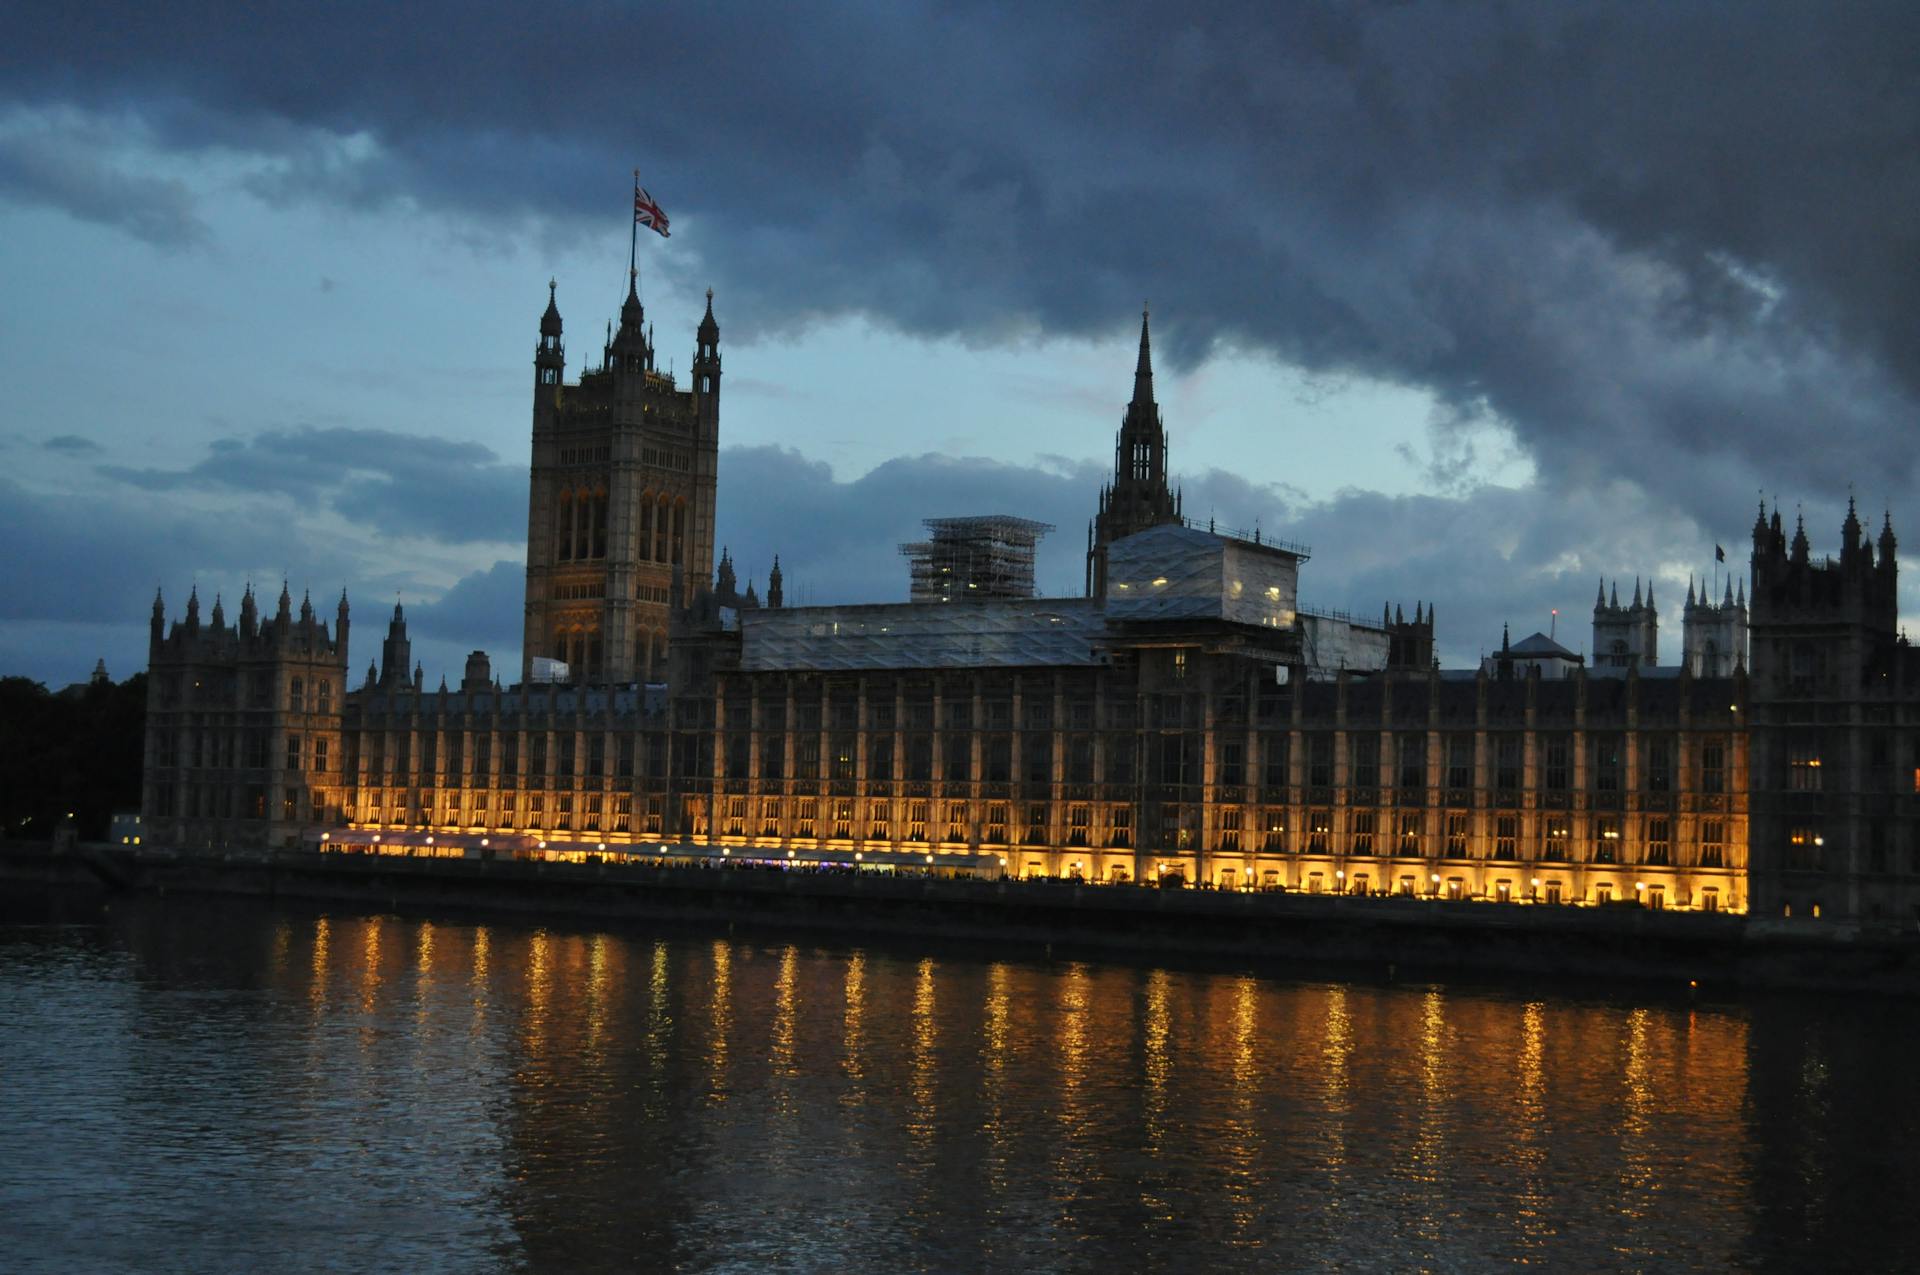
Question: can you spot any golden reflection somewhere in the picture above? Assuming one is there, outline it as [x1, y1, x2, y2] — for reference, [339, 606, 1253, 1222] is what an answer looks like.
[981, 963, 1011, 1193]
[585, 933, 610, 1057]
[1321, 984, 1353, 1184]
[1409, 986, 1448, 1239]
[1052, 963, 1092, 1225]
[841, 952, 867, 1089]
[1513, 1002, 1552, 1247]
[525, 930, 552, 1062]
[358, 917, 383, 1017]
[309, 916, 331, 1014]
[908, 956, 937, 1149]
[469, 926, 491, 1037]
[1222, 976, 1262, 1242]
[772, 945, 799, 1082]
[1619, 1008, 1657, 1205]
[269, 919, 290, 981]
[413, 922, 435, 1032]
[706, 940, 732, 1103]
[645, 940, 670, 1095]
[1143, 968, 1172, 1156]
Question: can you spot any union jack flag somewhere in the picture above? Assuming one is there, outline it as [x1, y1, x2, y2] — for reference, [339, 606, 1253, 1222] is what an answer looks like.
[634, 183, 670, 238]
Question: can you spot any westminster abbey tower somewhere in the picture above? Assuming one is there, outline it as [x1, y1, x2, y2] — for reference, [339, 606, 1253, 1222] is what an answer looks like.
[522, 271, 720, 683]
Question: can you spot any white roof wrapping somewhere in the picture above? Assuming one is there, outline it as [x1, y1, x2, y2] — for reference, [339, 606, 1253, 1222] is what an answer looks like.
[737, 599, 1105, 671]
[1106, 524, 1300, 628]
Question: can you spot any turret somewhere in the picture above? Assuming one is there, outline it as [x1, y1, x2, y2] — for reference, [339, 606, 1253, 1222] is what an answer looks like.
[209, 592, 225, 630]
[536, 279, 564, 389]
[609, 269, 652, 378]
[693, 287, 721, 401]
[275, 580, 292, 629]
[186, 586, 200, 632]
[239, 583, 258, 639]
[336, 590, 351, 660]
[150, 588, 165, 648]
[714, 546, 737, 605]
[767, 556, 784, 609]
[379, 600, 412, 691]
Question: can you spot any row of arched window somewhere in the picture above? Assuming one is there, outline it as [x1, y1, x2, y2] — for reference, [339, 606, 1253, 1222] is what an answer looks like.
[553, 489, 688, 565]
[556, 488, 608, 561]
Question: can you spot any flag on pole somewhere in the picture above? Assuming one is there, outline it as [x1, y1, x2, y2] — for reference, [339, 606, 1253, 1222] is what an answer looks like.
[634, 183, 670, 238]
[1715, 544, 1725, 562]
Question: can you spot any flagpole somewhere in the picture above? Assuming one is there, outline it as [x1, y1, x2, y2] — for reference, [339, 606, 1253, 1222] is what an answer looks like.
[629, 169, 639, 293]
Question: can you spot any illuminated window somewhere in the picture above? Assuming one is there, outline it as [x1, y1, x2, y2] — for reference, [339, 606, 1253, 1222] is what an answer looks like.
[1445, 813, 1468, 857]
[796, 798, 816, 839]
[1700, 820, 1725, 867]
[1108, 806, 1131, 849]
[1068, 804, 1091, 847]
[986, 803, 1008, 844]
[1645, 818, 1671, 865]
[1307, 809, 1331, 853]
[1494, 814, 1517, 861]
[1350, 809, 1375, 855]
[1263, 811, 1287, 853]
[1543, 817, 1570, 861]
[1217, 807, 1240, 853]
[1593, 817, 1620, 863]
[1788, 826, 1822, 870]
[1789, 744, 1823, 792]
[1397, 813, 1421, 856]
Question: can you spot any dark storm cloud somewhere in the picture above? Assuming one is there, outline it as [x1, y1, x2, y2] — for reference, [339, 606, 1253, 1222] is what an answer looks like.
[6, 3, 1919, 521]
[720, 444, 1771, 668]
[0, 476, 317, 625]
[404, 558, 524, 651]
[715, 446, 1102, 607]
[0, 123, 207, 247]
[42, 434, 100, 454]
[99, 426, 525, 545]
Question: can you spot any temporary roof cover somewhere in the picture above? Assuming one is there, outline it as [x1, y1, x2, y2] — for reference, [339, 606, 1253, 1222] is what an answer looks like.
[738, 598, 1106, 672]
[1105, 523, 1300, 628]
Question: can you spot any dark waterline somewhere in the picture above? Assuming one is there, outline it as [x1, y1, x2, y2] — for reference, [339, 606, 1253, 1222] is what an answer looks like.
[1, 889, 1914, 1273]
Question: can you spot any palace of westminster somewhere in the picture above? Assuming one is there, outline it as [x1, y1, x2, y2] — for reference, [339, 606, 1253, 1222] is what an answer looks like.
[138, 253, 1920, 928]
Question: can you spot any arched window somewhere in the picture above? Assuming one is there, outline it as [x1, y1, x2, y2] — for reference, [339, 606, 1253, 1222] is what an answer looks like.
[317, 680, 331, 714]
[655, 495, 670, 561]
[639, 497, 655, 562]
[557, 491, 574, 560]
[593, 490, 608, 559]
[289, 677, 304, 712]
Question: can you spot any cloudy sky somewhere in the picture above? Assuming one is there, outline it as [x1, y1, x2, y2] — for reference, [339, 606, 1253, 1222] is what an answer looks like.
[4, 2, 1918, 686]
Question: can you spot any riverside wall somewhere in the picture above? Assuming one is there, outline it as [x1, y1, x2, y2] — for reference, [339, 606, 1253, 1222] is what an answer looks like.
[3, 841, 1915, 996]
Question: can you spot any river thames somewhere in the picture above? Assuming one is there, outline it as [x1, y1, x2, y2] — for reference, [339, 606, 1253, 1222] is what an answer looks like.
[1, 890, 1914, 1272]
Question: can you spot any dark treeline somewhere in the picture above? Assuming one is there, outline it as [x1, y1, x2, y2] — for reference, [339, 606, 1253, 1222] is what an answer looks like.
[0, 674, 146, 842]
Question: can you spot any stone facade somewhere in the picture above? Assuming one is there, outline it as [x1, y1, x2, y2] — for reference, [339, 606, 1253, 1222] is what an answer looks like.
[521, 277, 720, 684]
[137, 287, 1920, 930]
[143, 584, 350, 850]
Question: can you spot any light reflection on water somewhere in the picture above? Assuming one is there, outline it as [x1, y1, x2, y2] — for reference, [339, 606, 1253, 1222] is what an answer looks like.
[2, 892, 1918, 1273]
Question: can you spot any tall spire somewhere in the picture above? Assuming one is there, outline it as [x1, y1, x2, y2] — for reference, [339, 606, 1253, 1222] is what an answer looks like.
[1131, 305, 1155, 408]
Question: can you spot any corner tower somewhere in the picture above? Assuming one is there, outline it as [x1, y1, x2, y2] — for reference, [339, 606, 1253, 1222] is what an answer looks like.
[522, 270, 721, 684]
[1087, 307, 1183, 596]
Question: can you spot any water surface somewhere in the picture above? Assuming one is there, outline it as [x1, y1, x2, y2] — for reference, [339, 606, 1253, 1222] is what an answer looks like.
[0, 891, 1911, 1272]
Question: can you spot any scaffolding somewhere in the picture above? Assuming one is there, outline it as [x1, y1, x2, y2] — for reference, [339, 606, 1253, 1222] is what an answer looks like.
[899, 515, 1055, 603]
